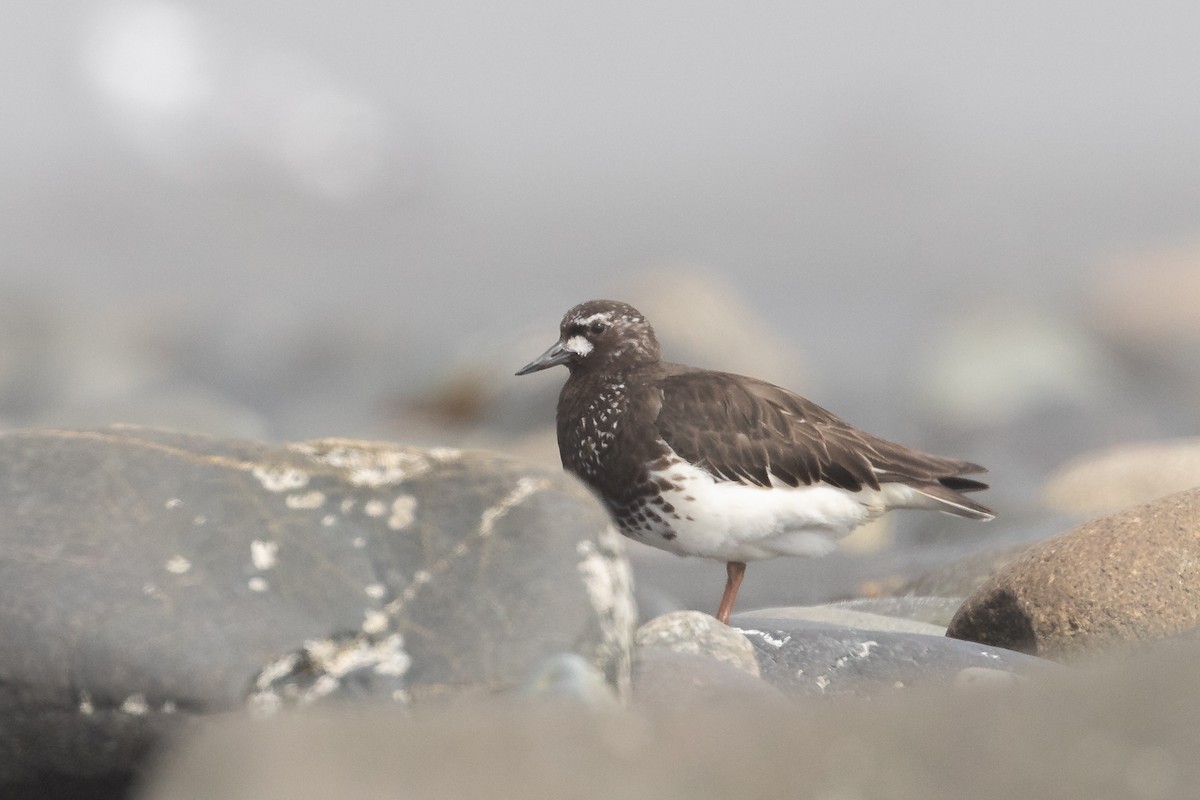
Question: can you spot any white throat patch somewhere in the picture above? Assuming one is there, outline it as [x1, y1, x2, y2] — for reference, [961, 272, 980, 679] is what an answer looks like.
[565, 335, 593, 356]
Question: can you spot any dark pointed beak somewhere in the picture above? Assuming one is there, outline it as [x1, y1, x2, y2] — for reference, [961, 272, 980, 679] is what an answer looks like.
[516, 340, 573, 375]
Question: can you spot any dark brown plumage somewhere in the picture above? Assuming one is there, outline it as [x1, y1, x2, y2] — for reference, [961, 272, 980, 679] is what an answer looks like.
[518, 299, 993, 623]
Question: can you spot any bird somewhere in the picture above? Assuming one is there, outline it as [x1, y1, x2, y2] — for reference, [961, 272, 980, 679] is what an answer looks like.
[516, 299, 993, 624]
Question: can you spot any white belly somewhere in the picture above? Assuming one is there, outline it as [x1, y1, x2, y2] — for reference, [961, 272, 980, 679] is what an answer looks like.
[635, 451, 923, 562]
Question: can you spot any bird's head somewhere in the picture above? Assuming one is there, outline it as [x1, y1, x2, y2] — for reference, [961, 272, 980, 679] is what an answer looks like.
[516, 299, 660, 376]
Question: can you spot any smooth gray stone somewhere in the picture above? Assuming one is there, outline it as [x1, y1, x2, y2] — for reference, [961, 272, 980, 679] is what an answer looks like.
[636, 611, 760, 676]
[0, 427, 634, 796]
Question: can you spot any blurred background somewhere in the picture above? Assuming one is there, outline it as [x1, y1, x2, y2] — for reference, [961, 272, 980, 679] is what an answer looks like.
[3, 1, 1199, 600]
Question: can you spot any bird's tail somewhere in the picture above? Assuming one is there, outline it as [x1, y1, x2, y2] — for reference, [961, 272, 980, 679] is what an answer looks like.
[913, 476, 995, 521]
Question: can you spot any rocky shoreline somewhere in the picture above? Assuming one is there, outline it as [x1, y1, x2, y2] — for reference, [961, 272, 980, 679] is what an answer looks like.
[0, 426, 1198, 798]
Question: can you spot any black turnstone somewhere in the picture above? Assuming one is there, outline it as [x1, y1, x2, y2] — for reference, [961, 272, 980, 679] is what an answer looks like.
[517, 299, 994, 624]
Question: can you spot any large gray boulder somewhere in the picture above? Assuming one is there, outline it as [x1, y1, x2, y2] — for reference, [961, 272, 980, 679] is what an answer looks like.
[0, 427, 633, 797]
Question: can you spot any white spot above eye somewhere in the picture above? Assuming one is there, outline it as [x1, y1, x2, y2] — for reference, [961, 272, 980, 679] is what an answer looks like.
[565, 335, 593, 356]
[579, 312, 614, 327]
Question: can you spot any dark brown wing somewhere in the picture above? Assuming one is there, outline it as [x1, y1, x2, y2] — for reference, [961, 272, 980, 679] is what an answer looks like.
[653, 369, 988, 496]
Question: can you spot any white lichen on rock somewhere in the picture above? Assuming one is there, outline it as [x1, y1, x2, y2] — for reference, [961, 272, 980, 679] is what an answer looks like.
[574, 524, 635, 698]
[388, 495, 417, 530]
[251, 540, 279, 570]
[739, 629, 792, 649]
[290, 440, 433, 487]
[165, 555, 192, 574]
[361, 609, 389, 634]
[246, 633, 412, 716]
[285, 490, 327, 510]
[252, 465, 311, 492]
[480, 477, 547, 537]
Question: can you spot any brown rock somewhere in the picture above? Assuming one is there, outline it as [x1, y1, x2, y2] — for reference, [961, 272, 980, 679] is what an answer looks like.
[946, 488, 1200, 660]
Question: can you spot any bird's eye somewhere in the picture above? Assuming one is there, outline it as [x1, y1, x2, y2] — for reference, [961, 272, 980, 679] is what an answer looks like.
[589, 322, 606, 334]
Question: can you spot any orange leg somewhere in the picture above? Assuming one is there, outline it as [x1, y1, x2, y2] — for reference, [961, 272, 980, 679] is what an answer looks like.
[715, 561, 746, 624]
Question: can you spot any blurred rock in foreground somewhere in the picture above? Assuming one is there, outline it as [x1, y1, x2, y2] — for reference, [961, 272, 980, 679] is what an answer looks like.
[139, 640, 1200, 800]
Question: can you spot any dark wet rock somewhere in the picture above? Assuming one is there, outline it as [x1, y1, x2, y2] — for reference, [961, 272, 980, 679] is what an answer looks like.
[635, 611, 760, 676]
[1043, 437, 1200, 516]
[735, 617, 1052, 697]
[736, 604, 947, 636]
[947, 488, 1200, 660]
[0, 427, 633, 796]
[142, 641, 1200, 800]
